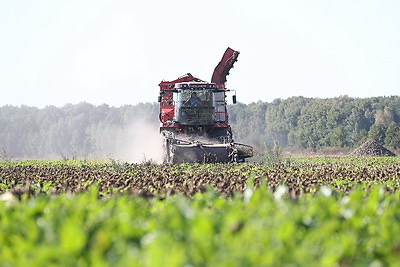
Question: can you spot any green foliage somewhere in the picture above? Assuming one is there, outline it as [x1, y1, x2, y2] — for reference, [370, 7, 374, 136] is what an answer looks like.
[385, 122, 400, 149]
[1, 185, 400, 266]
[368, 123, 387, 144]
[252, 96, 399, 151]
[264, 140, 284, 165]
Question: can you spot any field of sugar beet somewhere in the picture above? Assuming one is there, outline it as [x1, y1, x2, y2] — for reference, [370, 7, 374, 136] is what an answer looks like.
[1, 157, 400, 266]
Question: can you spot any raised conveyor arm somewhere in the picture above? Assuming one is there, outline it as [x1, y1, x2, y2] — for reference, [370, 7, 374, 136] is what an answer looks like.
[211, 47, 240, 87]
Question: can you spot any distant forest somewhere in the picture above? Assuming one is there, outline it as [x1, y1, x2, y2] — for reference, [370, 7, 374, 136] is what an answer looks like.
[1, 96, 400, 160]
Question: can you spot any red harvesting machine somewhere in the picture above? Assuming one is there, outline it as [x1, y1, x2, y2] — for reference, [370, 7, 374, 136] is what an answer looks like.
[158, 47, 253, 163]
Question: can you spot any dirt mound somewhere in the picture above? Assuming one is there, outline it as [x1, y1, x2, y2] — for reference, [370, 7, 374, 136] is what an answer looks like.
[350, 140, 397, 157]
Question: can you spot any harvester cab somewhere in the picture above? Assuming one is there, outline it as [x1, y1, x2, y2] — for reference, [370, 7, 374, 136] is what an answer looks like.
[158, 48, 253, 163]
[173, 83, 216, 126]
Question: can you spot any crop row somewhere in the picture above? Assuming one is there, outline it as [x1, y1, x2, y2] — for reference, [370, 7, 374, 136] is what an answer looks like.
[1, 185, 400, 266]
[1, 158, 400, 198]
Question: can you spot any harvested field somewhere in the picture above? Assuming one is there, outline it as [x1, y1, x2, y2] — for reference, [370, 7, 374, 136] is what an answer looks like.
[1, 157, 400, 198]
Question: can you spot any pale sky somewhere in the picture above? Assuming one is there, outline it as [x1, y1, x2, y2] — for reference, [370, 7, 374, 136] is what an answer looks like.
[1, 0, 399, 107]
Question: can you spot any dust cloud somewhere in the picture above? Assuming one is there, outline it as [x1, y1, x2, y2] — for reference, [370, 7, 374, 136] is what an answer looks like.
[98, 119, 164, 163]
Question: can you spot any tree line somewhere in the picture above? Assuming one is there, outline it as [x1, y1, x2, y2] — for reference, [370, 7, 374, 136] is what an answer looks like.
[229, 96, 400, 152]
[0, 102, 159, 159]
[1, 96, 400, 159]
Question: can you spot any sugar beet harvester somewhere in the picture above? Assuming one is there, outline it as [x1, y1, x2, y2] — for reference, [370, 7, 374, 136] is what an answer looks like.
[158, 47, 253, 163]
